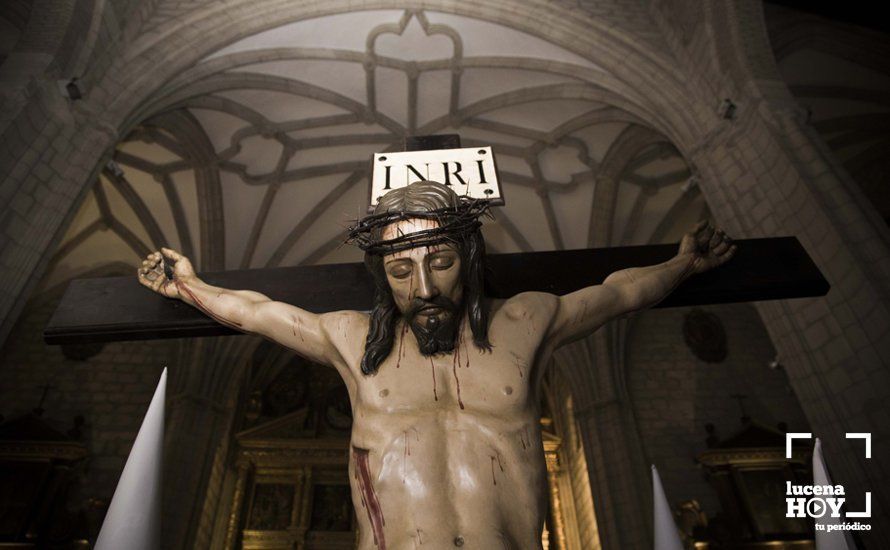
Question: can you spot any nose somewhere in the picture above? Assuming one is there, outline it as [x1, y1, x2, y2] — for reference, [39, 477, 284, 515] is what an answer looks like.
[415, 264, 439, 300]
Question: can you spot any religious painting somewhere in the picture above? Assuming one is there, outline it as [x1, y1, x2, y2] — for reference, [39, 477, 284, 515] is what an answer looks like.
[733, 467, 810, 539]
[309, 484, 354, 532]
[246, 483, 295, 531]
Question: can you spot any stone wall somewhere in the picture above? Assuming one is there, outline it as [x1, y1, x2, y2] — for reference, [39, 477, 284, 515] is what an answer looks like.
[0, 292, 172, 508]
[627, 303, 810, 517]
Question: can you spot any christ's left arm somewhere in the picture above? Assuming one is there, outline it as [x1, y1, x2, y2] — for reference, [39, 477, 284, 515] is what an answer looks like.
[544, 221, 736, 348]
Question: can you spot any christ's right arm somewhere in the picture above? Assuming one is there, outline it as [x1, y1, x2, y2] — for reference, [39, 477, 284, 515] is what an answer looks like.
[137, 247, 349, 368]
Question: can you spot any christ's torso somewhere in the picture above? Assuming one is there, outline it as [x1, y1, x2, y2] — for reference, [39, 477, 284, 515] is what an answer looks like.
[329, 295, 556, 550]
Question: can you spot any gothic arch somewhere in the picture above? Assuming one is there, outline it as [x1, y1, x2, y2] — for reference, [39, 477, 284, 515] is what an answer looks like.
[3, 2, 890, 548]
[1, 0, 729, 343]
[93, 1, 710, 145]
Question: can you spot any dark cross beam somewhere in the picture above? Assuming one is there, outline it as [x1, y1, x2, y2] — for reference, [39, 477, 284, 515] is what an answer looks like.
[43, 135, 829, 345]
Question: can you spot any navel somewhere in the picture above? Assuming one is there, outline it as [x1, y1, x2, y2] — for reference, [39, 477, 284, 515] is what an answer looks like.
[379, 389, 389, 398]
[503, 386, 513, 395]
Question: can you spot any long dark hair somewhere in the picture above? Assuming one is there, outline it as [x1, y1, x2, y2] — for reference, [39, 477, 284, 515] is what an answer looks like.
[360, 182, 491, 375]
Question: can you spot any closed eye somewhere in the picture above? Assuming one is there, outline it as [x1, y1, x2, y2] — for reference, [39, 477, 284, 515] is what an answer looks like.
[429, 254, 455, 270]
[388, 263, 412, 279]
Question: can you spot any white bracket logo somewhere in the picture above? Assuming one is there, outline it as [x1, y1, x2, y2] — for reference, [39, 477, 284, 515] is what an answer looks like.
[785, 432, 872, 519]
[846, 432, 871, 459]
[786, 432, 811, 459]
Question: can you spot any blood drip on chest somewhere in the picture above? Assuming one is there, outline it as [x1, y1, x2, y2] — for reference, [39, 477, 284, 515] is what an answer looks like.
[451, 359, 465, 410]
[451, 323, 465, 409]
[353, 447, 386, 549]
[489, 453, 505, 485]
[402, 429, 419, 482]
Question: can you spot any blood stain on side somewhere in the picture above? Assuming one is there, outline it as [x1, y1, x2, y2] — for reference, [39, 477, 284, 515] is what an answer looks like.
[353, 447, 386, 549]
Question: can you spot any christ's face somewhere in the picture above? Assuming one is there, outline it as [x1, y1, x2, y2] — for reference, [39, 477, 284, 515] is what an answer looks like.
[381, 218, 463, 354]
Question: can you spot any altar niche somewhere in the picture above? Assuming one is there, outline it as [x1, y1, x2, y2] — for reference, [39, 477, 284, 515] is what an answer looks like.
[226, 359, 355, 550]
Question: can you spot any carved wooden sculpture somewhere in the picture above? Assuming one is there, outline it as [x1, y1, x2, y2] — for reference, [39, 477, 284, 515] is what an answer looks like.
[138, 180, 737, 550]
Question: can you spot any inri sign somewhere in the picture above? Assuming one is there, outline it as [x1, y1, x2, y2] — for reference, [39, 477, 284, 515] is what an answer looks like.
[370, 146, 503, 208]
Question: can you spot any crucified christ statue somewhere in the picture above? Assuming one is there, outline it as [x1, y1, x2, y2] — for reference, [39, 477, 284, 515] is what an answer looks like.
[137, 180, 735, 550]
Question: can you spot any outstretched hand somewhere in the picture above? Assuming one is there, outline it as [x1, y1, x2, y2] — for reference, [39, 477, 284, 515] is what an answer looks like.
[678, 220, 737, 274]
[137, 247, 196, 299]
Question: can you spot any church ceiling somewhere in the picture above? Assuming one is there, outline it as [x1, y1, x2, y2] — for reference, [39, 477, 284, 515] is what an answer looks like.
[0, 0, 32, 60]
[40, 9, 706, 292]
[766, 4, 890, 225]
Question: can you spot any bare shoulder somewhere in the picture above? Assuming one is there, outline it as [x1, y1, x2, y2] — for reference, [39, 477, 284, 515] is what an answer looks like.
[497, 291, 559, 322]
[316, 310, 369, 378]
[319, 310, 369, 345]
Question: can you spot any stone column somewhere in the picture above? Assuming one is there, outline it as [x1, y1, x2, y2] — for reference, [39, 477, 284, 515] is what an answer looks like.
[162, 337, 249, 549]
[0, 97, 117, 346]
[545, 446, 569, 550]
[555, 330, 653, 550]
[224, 463, 250, 550]
[691, 103, 890, 547]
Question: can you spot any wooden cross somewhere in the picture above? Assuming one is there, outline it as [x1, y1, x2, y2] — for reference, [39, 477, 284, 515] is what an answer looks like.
[43, 136, 829, 345]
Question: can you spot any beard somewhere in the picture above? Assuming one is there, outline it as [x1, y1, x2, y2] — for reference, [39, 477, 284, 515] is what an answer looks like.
[404, 295, 462, 356]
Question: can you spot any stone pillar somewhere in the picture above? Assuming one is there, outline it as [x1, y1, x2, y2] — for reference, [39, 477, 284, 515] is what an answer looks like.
[163, 394, 232, 548]
[545, 438, 569, 550]
[224, 463, 250, 550]
[0, 0, 76, 131]
[574, 400, 652, 550]
[0, 99, 116, 346]
[691, 103, 890, 547]
[555, 330, 653, 550]
[162, 337, 248, 550]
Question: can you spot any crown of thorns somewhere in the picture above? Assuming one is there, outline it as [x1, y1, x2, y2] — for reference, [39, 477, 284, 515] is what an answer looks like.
[346, 199, 491, 255]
